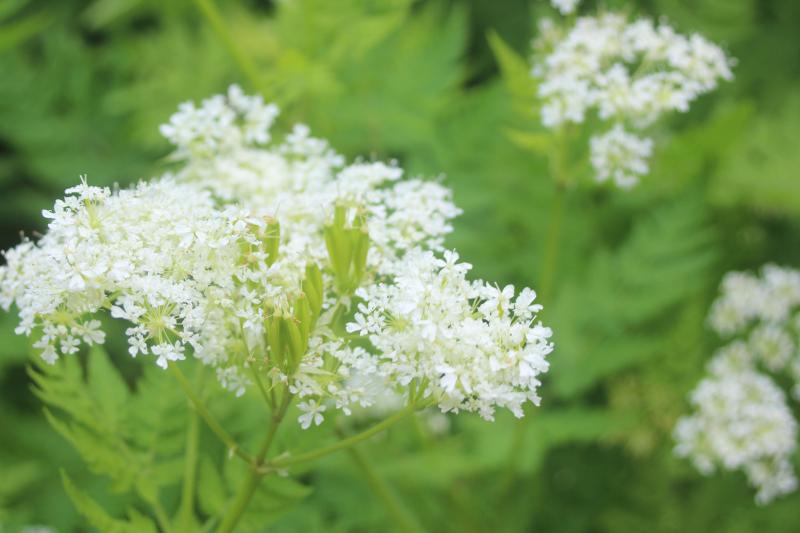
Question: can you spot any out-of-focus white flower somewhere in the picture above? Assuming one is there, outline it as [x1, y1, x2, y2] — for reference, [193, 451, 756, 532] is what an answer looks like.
[709, 265, 800, 335]
[550, 0, 580, 16]
[531, 12, 733, 188]
[676, 264, 800, 504]
[675, 369, 797, 504]
[589, 125, 653, 188]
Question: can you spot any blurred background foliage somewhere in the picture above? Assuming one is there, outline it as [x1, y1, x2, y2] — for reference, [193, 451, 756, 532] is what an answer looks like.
[1, 0, 799, 531]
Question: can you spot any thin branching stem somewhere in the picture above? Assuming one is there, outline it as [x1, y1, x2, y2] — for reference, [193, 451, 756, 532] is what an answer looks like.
[216, 387, 293, 533]
[266, 402, 421, 471]
[152, 499, 175, 533]
[338, 426, 423, 533]
[178, 407, 200, 532]
[170, 364, 255, 464]
[248, 361, 274, 409]
[503, 127, 571, 487]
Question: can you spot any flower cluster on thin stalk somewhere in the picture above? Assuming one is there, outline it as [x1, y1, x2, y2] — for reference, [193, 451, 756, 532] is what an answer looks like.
[674, 265, 800, 504]
[534, 1, 734, 188]
[0, 86, 554, 429]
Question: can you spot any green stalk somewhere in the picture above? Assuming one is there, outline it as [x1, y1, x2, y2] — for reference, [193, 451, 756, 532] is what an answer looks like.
[342, 433, 423, 533]
[267, 403, 418, 470]
[152, 500, 175, 533]
[191, 0, 268, 95]
[178, 408, 200, 532]
[537, 181, 567, 306]
[171, 365, 254, 464]
[216, 389, 293, 533]
[503, 127, 571, 486]
[249, 362, 274, 409]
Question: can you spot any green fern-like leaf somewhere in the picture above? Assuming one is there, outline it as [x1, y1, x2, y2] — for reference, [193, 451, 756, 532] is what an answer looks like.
[549, 195, 718, 397]
[31, 346, 187, 499]
[61, 470, 157, 533]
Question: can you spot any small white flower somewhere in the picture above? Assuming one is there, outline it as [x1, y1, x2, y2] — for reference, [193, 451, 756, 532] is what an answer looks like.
[297, 399, 326, 429]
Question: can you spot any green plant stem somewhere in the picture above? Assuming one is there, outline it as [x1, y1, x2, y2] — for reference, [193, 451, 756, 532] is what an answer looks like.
[152, 499, 175, 533]
[267, 403, 419, 471]
[502, 129, 571, 488]
[538, 181, 567, 306]
[191, 0, 268, 95]
[216, 389, 293, 533]
[170, 365, 254, 464]
[339, 428, 422, 533]
[178, 408, 200, 532]
[248, 362, 274, 409]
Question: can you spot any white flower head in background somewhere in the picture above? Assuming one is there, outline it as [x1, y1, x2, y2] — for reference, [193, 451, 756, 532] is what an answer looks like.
[532, 11, 734, 188]
[675, 265, 800, 503]
[550, 0, 580, 16]
[589, 124, 653, 188]
[0, 86, 554, 428]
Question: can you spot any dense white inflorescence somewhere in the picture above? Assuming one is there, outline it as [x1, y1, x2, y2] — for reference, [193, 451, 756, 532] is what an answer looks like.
[675, 265, 800, 504]
[531, 11, 733, 188]
[0, 86, 553, 427]
[348, 250, 553, 420]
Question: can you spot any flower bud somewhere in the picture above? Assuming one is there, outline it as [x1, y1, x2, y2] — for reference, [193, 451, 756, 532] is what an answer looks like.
[324, 204, 370, 293]
[262, 216, 280, 266]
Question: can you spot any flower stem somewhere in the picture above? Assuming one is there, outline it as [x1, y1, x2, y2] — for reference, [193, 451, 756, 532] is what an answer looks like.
[152, 499, 175, 533]
[503, 128, 571, 487]
[178, 407, 200, 532]
[266, 403, 419, 471]
[339, 427, 423, 533]
[538, 181, 567, 306]
[191, 0, 268, 95]
[216, 388, 293, 533]
[170, 364, 255, 464]
[248, 361, 274, 409]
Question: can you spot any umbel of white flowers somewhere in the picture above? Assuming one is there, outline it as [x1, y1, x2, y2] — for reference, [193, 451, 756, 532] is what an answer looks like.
[535, 2, 734, 188]
[675, 265, 800, 504]
[0, 86, 554, 428]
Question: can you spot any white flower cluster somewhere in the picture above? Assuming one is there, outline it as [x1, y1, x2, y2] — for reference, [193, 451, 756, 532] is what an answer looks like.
[0, 86, 553, 427]
[532, 12, 733, 187]
[675, 265, 800, 503]
[160, 85, 279, 158]
[347, 250, 553, 420]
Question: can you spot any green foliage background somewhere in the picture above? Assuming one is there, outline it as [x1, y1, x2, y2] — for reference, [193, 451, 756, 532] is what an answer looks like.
[0, 0, 799, 531]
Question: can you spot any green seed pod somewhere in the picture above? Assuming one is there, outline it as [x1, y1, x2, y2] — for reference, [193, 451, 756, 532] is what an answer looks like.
[263, 216, 280, 266]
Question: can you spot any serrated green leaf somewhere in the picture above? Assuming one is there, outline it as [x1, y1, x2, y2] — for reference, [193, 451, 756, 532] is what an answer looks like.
[61, 470, 158, 533]
[487, 30, 537, 114]
[87, 345, 129, 432]
[549, 196, 718, 397]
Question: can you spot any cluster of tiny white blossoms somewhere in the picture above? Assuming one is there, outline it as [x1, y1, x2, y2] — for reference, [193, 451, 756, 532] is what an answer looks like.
[348, 249, 553, 420]
[0, 86, 554, 428]
[532, 10, 733, 188]
[675, 265, 800, 504]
